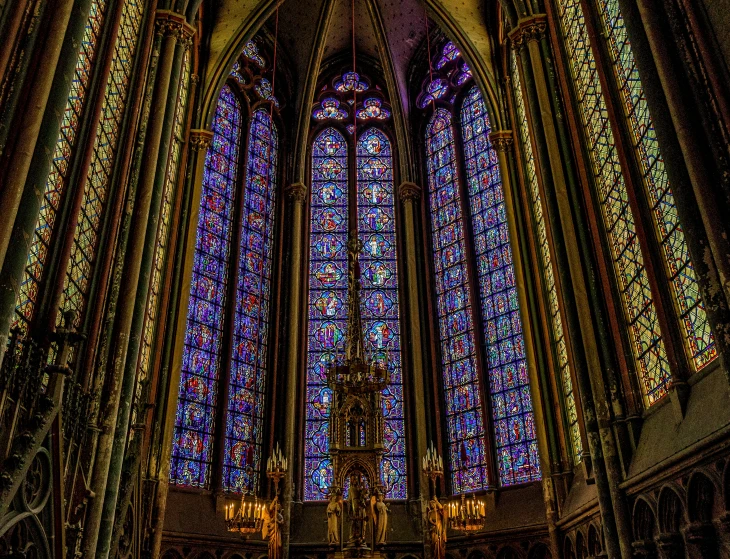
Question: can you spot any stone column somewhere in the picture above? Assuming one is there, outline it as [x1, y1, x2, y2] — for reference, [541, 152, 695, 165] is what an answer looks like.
[655, 533, 685, 559]
[490, 131, 560, 556]
[0, 0, 75, 275]
[510, 14, 632, 559]
[81, 12, 191, 558]
[150, 128, 213, 559]
[398, 181, 429, 555]
[282, 181, 307, 559]
[683, 522, 720, 559]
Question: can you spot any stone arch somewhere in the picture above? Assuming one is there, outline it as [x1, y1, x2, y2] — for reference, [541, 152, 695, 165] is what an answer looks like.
[161, 551, 183, 559]
[657, 485, 687, 533]
[688, 470, 721, 522]
[574, 530, 587, 559]
[564, 535, 576, 559]
[496, 546, 520, 559]
[527, 542, 552, 559]
[193, 553, 216, 559]
[468, 550, 487, 559]
[633, 497, 658, 541]
[587, 523, 602, 556]
[724, 460, 730, 511]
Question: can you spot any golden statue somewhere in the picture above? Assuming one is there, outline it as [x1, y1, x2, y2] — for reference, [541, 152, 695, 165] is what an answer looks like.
[371, 490, 389, 547]
[427, 495, 448, 559]
[262, 496, 283, 559]
[327, 490, 342, 546]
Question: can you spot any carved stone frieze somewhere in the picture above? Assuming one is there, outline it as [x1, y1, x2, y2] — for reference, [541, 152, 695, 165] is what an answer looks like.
[188, 129, 214, 152]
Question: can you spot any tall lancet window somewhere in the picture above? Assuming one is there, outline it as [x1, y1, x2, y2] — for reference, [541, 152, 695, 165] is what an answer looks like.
[305, 74, 407, 500]
[554, 0, 716, 406]
[419, 42, 541, 491]
[357, 128, 405, 498]
[171, 39, 281, 491]
[171, 85, 242, 488]
[305, 128, 349, 500]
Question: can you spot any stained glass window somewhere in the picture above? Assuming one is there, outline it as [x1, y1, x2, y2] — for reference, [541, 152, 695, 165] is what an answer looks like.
[356, 128, 406, 498]
[58, 0, 145, 328]
[460, 86, 540, 485]
[437, 41, 460, 69]
[334, 71, 369, 92]
[356, 98, 391, 121]
[511, 51, 582, 461]
[594, 0, 716, 371]
[14, 0, 108, 331]
[243, 40, 265, 67]
[254, 78, 279, 108]
[425, 109, 489, 492]
[137, 51, 191, 413]
[313, 97, 348, 120]
[555, 0, 671, 405]
[223, 109, 278, 492]
[170, 85, 242, 487]
[305, 128, 349, 500]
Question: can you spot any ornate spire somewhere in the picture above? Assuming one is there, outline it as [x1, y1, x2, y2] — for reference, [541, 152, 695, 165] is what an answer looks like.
[345, 232, 365, 363]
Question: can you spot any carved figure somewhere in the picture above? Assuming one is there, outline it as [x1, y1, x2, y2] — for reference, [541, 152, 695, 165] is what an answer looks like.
[262, 496, 283, 559]
[347, 471, 369, 548]
[371, 490, 389, 546]
[427, 495, 447, 559]
[327, 490, 342, 546]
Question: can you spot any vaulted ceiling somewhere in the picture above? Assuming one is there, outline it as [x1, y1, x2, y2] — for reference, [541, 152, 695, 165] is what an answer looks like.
[201, 0, 503, 137]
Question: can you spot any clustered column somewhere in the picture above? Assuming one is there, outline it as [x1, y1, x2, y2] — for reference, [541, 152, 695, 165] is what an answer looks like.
[282, 181, 308, 559]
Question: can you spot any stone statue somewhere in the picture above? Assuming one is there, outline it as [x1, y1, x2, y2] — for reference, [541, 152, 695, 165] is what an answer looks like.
[346, 471, 369, 548]
[327, 489, 342, 546]
[371, 490, 389, 546]
[427, 495, 447, 559]
[262, 496, 283, 559]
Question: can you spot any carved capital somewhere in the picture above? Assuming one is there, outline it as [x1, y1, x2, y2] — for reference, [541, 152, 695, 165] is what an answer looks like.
[189, 129, 213, 151]
[285, 182, 307, 203]
[489, 131, 514, 152]
[508, 14, 548, 50]
[155, 10, 193, 41]
[398, 181, 421, 202]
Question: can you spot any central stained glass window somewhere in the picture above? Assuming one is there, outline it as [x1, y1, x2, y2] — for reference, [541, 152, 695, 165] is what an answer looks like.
[304, 126, 407, 500]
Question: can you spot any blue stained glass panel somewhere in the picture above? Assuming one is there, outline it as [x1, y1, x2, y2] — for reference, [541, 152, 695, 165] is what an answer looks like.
[357, 128, 406, 499]
[460, 86, 541, 485]
[170, 85, 242, 487]
[426, 109, 489, 492]
[223, 109, 278, 493]
[305, 128, 349, 500]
